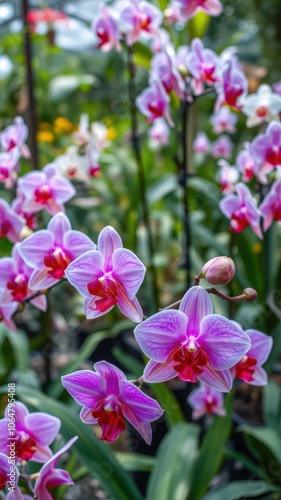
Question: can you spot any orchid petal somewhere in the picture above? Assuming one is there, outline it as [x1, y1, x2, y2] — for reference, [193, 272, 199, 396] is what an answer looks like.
[117, 288, 143, 322]
[47, 212, 71, 246]
[198, 366, 233, 392]
[61, 370, 106, 408]
[112, 248, 146, 299]
[25, 413, 60, 445]
[32, 445, 53, 463]
[94, 361, 126, 396]
[30, 294, 47, 311]
[97, 226, 122, 270]
[180, 286, 213, 335]
[134, 310, 187, 362]
[246, 329, 273, 364]
[80, 407, 98, 424]
[19, 231, 54, 268]
[143, 358, 178, 383]
[65, 251, 104, 297]
[250, 366, 268, 386]
[83, 297, 114, 319]
[63, 230, 96, 260]
[28, 268, 58, 291]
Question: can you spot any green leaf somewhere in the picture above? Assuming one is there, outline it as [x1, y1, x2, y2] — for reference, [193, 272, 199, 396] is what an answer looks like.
[263, 380, 281, 430]
[150, 382, 186, 427]
[115, 452, 156, 472]
[146, 174, 178, 207]
[188, 391, 233, 500]
[202, 480, 281, 500]
[17, 385, 143, 500]
[49, 75, 98, 101]
[224, 448, 269, 481]
[188, 12, 211, 39]
[146, 423, 200, 500]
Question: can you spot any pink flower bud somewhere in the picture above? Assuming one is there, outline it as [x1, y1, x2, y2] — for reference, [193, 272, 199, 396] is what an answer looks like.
[243, 288, 258, 301]
[201, 256, 235, 285]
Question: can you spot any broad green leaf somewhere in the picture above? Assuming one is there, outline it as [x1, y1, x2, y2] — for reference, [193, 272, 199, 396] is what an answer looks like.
[151, 382, 186, 427]
[263, 380, 281, 430]
[146, 174, 178, 207]
[264, 322, 281, 373]
[17, 385, 143, 500]
[188, 392, 233, 500]
[115, 452, 156, 472]
[202, 480, 281, 500]
[146, 423, 200, 500]
[188, 12, 211, 39]
[224, 448, 269, 481]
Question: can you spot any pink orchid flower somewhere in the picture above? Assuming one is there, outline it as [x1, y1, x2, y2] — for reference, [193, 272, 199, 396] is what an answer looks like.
[212, 135, 233, 159]
[150, 47, 185, 99]
[134, 286, 251, 392]
[148, 117, 170, 149]
[259, 179, 281, 232]
[236, 143, 272, 185]
[0, 452, 22, 499]
[0, 199, 25, 243]
[65, 226, 146, 322]
[19, 212, 95, 291]
[219, 182, 263, 239]
[210, 107, 238, 134]
[250, 121, 281, 168]
[215, 58, 248, 111]
[0, 116, 30, 158]
[136, 78, 174, 126]
[0, 402, 60, 463]
[217, 159, 239, 194]
[32, 437, 77, 499]
[193, 131, 211, 154]
[0, 289, 18, 332]
[0, 148, 21, 189]
[120, 0, 163, 46]
[62, 361, 163, 444]
[11, 190, 38, 230]
[231, 329, 272, 386]
[187, 382, 226, 419]
[186, 38, 221, 95]
[241, 84, 281, 127]
[0, 243, 46, 311]
[150, 28, 171, 53]
[18, 164, 76, 215]
[92, 5, 121, 52]
[171, 0, 223, 21]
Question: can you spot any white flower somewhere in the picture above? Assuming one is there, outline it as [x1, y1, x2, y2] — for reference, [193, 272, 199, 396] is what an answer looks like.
[241, 84, 281, 127]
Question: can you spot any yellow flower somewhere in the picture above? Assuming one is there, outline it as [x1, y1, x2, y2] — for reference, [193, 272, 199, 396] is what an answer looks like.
[39, 122, 52, 131]
[37, 131, 55, 143]
[106, 127, 116, 140]
[54, 117, 75, 134]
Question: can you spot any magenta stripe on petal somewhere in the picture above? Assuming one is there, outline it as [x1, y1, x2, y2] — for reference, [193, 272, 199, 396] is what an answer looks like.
[61, 370, 106, 408]
[180, 286, 213, 336]
[198, 365, 233, 392]
[143, 359, 177, 383]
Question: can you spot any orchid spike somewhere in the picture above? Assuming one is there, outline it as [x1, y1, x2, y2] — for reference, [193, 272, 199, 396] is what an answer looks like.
[215, 58, 248, 111]
[186, 38, 221, 95]
[19, 212, 96, 290]
[92, 5, 121, 52]
[134, 286, 251, 392]
[187, 382, 226, 419]
[0, 402, 61, 463]
[62, 361, 163, 444]
[231, 329, 272, 386]
[120, 0, 163, 46]
[65, 225, 146, 322]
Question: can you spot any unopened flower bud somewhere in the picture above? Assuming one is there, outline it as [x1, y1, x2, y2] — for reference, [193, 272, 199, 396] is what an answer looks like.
[201, 256, 235, 285]
[243, 288, 258, 302]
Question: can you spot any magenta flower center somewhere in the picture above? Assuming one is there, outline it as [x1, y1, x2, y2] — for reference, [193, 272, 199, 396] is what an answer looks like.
[7, 274, 29, 301]
[16, 431, 37, 460]
[34, 184, 53, 204]
[148, 102, 163, 119]
[230, 206, 249, 233]
[0, 472, 6, 491]
[87, 276, 118, 312]
[139, 13, 152, 31]
[256, 105, 268, 118]
[44, 247, 72, 279]
[0, 167, 9, 179]
[225, 84, 243, 107]
[235, 355, 257, 383]
[97, 25, 109, 46]
[7, 139, 17, 151]
[201, 63, 216, 83]
[173, 340, 208, 382]
[0, 220, 10, 238]
[265, 146, 281, 166]
[91, 400, 126, 441]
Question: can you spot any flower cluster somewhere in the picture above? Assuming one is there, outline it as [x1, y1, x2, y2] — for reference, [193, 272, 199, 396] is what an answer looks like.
[0, 402, 77, 499]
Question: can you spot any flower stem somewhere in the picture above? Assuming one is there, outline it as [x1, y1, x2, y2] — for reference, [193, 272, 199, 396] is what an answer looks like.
[127, 46, 159, 311]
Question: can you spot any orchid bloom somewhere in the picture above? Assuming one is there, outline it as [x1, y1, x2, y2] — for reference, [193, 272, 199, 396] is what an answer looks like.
[210, 107, 238, 134]
[187, 383, 226, 419]
[136, 78, 174, 126]
[65, 226, 146, 322]
[259, 179, 281, 232]
[0, 289, 18, 332]
[219, 182, 263, 239]
[212, 135, 233, 159]
[215, 58, 248, 111]
[0, 199, 25, 243]
[32, 437, 78, 499]
[171, 0, 223, 21]
[134, 286, 251, 392]
[231, 329, 272, 386]
[0, 402, 60, 463]
[19, 212, 95, 291]
[0, 243, 46, 311]
[0, 116, 30, 158]
[0, 452, 22, 499]
[17, 164, 76, 215]
[236, 143, 272, 185]
[150, 27, 171, 53]
[55, 146, 90, 183]
[27, 8, 67, 26]
[150, 47, 184, 99]
[92, 5, 121, 52]
[62, 361, 163, 444]
[0, 148, 21, 189]
[148, 117, 170, 149]
[241, 84, 281, 127]
[217, 159, 239, 194]
[250, 121, 281, 168]
[11, 190, 38, 230]
[186, 38, 221, 95]
[193, 131, 211, 154]
[120, 0, 163, 46]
